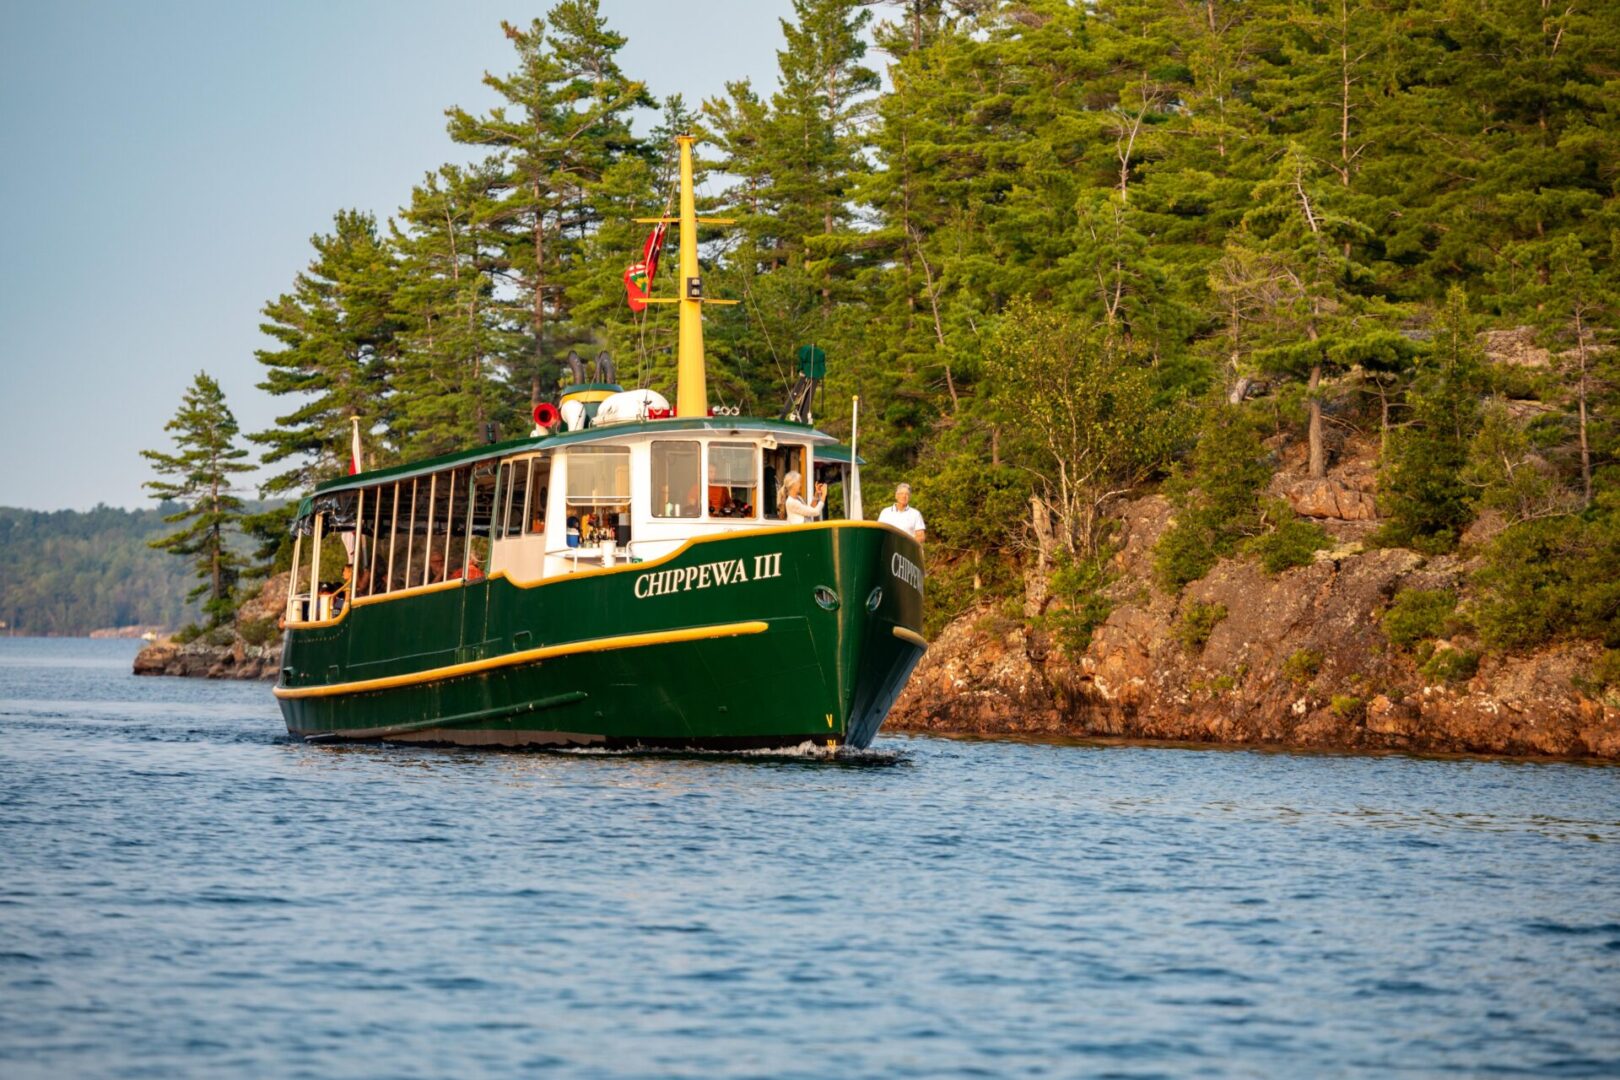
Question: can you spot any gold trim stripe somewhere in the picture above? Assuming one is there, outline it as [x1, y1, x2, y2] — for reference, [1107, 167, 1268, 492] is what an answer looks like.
[286, 520, 919, 629]
[273, 620, 769, 700]
[892, 626, 928, 650]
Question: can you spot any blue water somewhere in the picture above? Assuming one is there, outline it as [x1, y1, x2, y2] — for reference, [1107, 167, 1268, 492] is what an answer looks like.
[1, 638, 1617, 1078]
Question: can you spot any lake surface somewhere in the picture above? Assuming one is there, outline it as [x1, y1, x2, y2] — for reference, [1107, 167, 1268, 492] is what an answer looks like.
[1, 637, 1617, 1078]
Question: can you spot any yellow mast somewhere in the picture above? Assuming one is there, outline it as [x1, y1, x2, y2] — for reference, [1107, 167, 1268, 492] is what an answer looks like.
[674, 135, 706, 418]
[637, 135, 734, 418]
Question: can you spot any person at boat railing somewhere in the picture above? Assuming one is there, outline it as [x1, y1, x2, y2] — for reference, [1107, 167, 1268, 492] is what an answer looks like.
[782, 471, 826, 524]
[329, 565, 354, 617]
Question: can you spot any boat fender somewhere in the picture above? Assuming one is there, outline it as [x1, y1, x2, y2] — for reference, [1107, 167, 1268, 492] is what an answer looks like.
[559, 399, 588, 431]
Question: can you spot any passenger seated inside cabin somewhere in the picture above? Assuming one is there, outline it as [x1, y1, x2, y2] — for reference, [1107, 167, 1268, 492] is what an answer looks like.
[682, 478, 704, 517]
[707, 463, 732, 517]
[462, 550, 484, 580]
[427, 550, 447, 583]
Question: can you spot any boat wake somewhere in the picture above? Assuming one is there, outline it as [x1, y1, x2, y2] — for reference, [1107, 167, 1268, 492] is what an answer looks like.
[556, 740, 911, 767]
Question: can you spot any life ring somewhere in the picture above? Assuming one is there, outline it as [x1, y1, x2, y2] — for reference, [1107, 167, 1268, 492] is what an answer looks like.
[532, 402, 560, 429]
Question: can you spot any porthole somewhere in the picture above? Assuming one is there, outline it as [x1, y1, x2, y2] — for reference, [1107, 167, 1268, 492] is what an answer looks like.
[813, 586, 840, 611]
[866, 586, 883, 612]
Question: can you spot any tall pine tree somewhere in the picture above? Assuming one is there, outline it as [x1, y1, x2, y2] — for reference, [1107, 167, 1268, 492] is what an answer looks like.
[142, 373, 255, 628]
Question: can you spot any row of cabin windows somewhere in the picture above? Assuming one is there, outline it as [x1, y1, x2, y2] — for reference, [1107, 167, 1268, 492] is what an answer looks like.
[291, 440, 818, 612]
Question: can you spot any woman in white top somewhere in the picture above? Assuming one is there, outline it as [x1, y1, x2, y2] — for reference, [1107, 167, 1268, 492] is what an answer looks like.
[781, 470, 826, 524]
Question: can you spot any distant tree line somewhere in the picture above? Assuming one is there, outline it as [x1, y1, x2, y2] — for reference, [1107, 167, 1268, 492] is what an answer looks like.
[0, 505, 200, 635]
[141, 0, 1616, 667]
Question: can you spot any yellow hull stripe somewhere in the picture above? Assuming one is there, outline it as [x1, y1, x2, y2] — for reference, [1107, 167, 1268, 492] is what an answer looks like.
[273, 620, 769, 700]
[892, 626, 928, 649]
[285, 520, 916, 631]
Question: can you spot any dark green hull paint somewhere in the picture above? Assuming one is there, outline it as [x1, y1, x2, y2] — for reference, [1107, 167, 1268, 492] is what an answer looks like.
[276, 524, 924, 750]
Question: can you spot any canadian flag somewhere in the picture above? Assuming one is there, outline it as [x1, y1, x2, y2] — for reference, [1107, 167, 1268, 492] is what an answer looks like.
[348, 415, 363, 475]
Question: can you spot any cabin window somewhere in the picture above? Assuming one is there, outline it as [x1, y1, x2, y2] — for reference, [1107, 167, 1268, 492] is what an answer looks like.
[502, 459, 531, 539]
[651, 441, 701, 518]
[709, 442, 758, 518]
[465, 463, 497, 573]
[764, 444, 806, 519]
[524, 454, 550, 535]
[566, 446, 631, 547]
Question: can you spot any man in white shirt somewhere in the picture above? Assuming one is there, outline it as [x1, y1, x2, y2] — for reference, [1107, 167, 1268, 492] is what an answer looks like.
[878, 482, 925, 542]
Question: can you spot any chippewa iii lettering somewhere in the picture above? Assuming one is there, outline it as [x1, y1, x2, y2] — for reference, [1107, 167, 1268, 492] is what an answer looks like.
[633, 553, 783, 598]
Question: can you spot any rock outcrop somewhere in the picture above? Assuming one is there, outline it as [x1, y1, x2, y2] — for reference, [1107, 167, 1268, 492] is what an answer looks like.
[132, 574, 287, 681]
[891, 491, 1620, 760]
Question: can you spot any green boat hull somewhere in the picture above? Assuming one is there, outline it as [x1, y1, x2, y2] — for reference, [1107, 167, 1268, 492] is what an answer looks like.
[275, 522, 925, 750]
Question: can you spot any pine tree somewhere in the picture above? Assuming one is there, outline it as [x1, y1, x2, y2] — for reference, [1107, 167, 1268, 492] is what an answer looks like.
[252, 210, 401, 496]
[390, 162, 522, 458]
[141, 373, 255, 628]
[762, 0, 879, 294]
[1214, 145, 1378, 478]
[1494, 233, 1617, 508]
[1376, 287, 1485, 551]
[446, 4, 652, 404]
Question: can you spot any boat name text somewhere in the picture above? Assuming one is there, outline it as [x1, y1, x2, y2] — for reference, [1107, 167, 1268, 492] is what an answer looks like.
[634, 553, 783, 599]
[891, 553, 924, 593]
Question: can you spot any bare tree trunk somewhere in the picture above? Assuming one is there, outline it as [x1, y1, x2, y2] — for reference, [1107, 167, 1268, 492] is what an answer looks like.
[1308, 363, 1326, 478]
[1574, 306, 1593, 506]
[1025, 496, 1054, 620]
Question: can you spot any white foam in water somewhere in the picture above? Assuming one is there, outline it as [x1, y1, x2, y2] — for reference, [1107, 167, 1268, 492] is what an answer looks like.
[554, 740, 908, 764]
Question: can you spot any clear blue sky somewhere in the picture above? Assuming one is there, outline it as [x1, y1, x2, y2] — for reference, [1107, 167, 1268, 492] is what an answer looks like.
[0, 1, 797, 511]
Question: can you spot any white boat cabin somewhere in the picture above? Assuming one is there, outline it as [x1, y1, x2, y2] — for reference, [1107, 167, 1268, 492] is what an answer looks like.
[284, 419, 862, 623]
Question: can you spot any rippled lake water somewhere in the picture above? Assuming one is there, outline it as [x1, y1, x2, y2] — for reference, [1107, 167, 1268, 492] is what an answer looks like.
[2, 637, 1618, 1078]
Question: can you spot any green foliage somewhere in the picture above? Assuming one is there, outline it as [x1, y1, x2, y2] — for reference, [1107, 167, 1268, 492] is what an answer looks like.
[1176, 600, 1228, 652]
[1155, 402, 1269, 589]
[1042, 548, 1116, 655]
[1419, 646, 1480, 685]
[238, 617, 280, 647]
[1376, 289, 1486, 552]
[1462, 399, 1581, 524]
[252, 211, 402, 496]
[1283, 648, 1324, 685]
[1472, 504, 1620, 650]
[193, 0, 1617, 669]
[1330, 695, 1365, 721]
[1382, 589, 1460, 650]
[1243, 501, 1330, 573]
[0, 505, 203, 635]
[985, 299, 1186, 556]
[141, 373, 255, 627]
[1588, 650, 1620, 696]
[171, 623, 204, 645]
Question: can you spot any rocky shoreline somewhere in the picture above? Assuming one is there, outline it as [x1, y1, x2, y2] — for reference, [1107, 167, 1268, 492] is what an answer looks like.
[888, 490, 1620, 761]
[130, 511, 1619, 760]
[132, 573, 285, 682]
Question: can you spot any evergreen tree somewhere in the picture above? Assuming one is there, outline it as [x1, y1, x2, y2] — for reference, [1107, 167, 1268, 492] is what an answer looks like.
[1376, 287, 1485, 551]
[1214, 145, 1379, 477]
[761, 0, 879, 293]
[1494, 233, 1617, 508]
[446, 4, 652, 403]
[391, 162, 522, 458]
[141, 373, 255, 627]
[252, 210, 402, 495]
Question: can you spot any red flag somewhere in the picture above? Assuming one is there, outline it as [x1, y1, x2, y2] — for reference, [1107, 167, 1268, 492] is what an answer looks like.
[624, 222, 667, 312]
